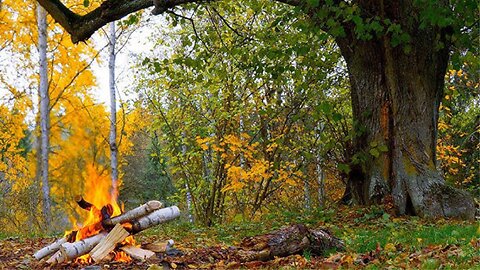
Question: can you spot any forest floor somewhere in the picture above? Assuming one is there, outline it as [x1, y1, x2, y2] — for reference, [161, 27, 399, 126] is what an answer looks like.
[0, 205, 478, 269]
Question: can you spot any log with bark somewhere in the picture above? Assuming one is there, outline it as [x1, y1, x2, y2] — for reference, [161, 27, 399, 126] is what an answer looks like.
[236, 224, 344, 262]
[131, 206, 180, 233]
[52, 232, 107, 264]
[102, 200, 163, 228]
[34, 237, 67, 260]
[36, 202, 181, 264]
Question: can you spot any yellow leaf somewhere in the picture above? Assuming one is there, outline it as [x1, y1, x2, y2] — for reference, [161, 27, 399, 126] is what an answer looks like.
[385, 242, 396, 252]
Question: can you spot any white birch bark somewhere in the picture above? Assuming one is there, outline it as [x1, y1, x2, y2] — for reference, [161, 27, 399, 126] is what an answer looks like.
[37, 3, 51, 226]
[131, 206, 181, 232]
[108, 22, 119, 192]
[102, 200, 162, 226]
[315, 123, 326, 207]
[300, 159, 311, 210]
[34, 237, 67, 260]
[316, 157, 325, 207]
[181, 131, 193, 223]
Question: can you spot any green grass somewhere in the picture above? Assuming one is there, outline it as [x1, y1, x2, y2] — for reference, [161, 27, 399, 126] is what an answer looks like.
[144, 206, 479, 268]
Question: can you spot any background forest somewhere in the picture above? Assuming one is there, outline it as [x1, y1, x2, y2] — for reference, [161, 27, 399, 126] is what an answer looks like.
[0, 0, 478, 237]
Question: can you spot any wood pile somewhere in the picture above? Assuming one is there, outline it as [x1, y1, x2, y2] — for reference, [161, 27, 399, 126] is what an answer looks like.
[33, 199, 180, 264]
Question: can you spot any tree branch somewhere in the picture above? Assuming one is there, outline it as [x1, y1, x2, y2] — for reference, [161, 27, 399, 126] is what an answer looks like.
[37, 0, 209, 43]
[37, 0, 307, 43]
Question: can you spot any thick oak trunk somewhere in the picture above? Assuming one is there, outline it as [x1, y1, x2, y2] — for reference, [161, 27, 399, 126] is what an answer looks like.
[335, 1, 475, 219]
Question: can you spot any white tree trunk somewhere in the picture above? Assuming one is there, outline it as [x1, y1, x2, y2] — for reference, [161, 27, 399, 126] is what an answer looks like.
[108, 22, 119, 192]
[316, 156, 325, 207]
[315, 124, 325, 207]
[37, 3, 51, 227]
[300, 160, 311, 210]
[181, 131, 193, 223]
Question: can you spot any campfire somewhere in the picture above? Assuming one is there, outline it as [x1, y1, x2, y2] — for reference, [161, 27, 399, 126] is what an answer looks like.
[33, 177, 180, 264]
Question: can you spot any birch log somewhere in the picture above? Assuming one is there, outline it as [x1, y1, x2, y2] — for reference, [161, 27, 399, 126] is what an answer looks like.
[46, 250, 63, 264]
[131, 206, 180, 233]
[103, 200, 163, 227]
[34, 237, 67, 260]
[58, 232, 107, 263]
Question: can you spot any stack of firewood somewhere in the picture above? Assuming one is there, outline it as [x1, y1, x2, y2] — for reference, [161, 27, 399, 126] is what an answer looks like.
[33, 199, 180, 264]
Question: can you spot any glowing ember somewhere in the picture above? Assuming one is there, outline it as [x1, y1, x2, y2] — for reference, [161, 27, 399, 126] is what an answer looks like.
[65, 164, 134, 263]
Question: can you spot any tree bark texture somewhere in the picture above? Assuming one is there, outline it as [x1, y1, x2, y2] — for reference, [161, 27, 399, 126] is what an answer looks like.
[131, 206, 181, 233]
[102, 200, 163, 227]
[57, 232, 107, 263]
[334, 0, 474, 219]
[37, 3, 52, 227]
[109, 21, 119, 193]
[236, 224, 344, 262]
[34, 237, 67, 260]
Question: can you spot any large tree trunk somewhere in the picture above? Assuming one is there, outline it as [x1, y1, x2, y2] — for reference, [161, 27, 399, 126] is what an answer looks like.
[334, 1, 475, 219]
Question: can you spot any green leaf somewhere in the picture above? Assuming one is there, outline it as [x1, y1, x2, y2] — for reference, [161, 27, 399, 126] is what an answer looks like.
[369, 148, 380, 158]
[153, 62, 161, 73]
[378, 144, 388, 152]
[83, 0, 89, 7]
[338, 163, 351, 174]
[332, 113, 343, 122]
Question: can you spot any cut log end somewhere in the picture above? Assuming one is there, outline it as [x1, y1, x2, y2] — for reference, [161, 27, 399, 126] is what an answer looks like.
[90, 224, 130, 262]
[120, 245, 155, 261]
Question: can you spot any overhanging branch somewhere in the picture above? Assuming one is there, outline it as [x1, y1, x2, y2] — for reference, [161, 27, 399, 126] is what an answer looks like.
[36, 0, 212, 43]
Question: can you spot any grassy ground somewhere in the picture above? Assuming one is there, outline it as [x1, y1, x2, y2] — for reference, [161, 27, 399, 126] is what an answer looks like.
[0, 205, 478, 269]
[138, 205, 479, 269]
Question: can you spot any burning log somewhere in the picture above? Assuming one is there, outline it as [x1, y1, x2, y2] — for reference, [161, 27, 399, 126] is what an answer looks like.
[120, 245, 155, 261]
[57, 232, 108, 263]
[90, 224, 130, 262]
[131, 206, 180, 233]
[75, 195, 95, 211]
[102, 200, 163, 227]
[101, 204, 114, 221]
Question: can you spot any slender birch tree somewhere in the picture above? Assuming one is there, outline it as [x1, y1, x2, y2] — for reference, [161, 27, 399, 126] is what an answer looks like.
[36, 3, 51, 227]
[108, 22, 119, 193]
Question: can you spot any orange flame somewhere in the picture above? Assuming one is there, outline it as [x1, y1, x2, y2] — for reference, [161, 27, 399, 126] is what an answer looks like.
[66, 164, 134, 264]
